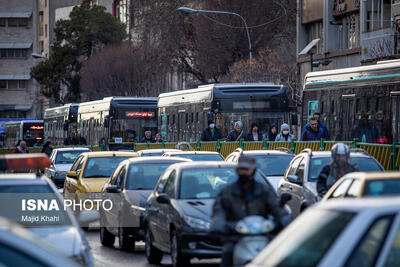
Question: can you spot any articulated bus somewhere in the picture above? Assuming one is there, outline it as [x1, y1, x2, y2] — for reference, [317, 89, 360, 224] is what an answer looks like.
[4, 120, 44, 147]
[303, 59, 400, 143]
[158, 83, 296, 142]
[44, 103, 79, 145]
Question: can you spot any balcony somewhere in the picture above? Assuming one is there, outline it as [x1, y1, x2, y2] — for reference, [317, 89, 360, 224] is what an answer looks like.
[361, 28, 396, 61]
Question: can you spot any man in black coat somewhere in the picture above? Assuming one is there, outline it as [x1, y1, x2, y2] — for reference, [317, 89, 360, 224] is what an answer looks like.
[226, 121, 245, 141]
[201, 119, 222, 141]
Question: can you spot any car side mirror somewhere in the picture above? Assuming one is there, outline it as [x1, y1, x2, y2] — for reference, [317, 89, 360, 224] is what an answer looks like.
[287, 175, 303, 185]
[106, 185, 121, 193]
[280, 192, 292, 207]
[67, 171, 77, 179]
[157, 194, 170, 204]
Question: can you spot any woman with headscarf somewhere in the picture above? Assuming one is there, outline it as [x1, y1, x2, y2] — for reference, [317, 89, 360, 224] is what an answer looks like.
[41, 141, 53, 157]
[275, 124, 295, 141]
[263, 123, 278, 141]
[247, 123, 262, 141]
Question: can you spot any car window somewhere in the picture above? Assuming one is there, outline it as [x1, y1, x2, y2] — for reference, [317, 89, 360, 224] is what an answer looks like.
[82, 157, 132, 178]
[110, 165, 123, 185]
[163, 171, 176, 198]
[384, 221, 400, 267]
[173, 154, 224, 161]
[287, 157, 302, 177]
[117, 167, 126, 188]
[75, 157, 86, 176]
[346, 215, 394, 267]
[329, 179, 353, 199]
[346, 179, 362, 198]
[225, 155, 234, 162]
[295, 158, 306, 181]
[70, 156, 83, 171]
[55, 150, 86, 164]
[363, 179, 400, 197]
[0, 243, 46, 267]
[156, 169, 172, 193]
[254, 154, 295, 176]
[126, 162, 176, 190]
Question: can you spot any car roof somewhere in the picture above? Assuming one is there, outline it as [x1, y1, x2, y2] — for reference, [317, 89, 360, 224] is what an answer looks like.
[319, 197, 400, 213]
[53, 147, 91, 152]
[239, 150, 294, 156]
[127, 157, 192, 164]
[345, 171, 400, 181]
[138, 149, 180, 153]
[168, 161, 236, 170]
[80, 151, 138, 158]
[0, 174, 51, 185]
[164, 151, 221, 155]
[301, 151, 373, 158]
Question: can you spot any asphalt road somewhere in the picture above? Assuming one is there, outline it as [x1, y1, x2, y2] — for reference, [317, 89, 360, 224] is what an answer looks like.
[86, 229, 220, 267]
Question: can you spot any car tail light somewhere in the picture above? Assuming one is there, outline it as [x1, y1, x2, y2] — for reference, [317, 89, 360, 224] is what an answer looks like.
[0, 153, 51, 171]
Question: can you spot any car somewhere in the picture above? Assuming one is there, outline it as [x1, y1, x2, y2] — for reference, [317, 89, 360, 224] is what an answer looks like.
[249, 197, 400, 267]
[0, 216, 80, 267]
[278, 149, 384, 217]
[144, 161, 276, 267]
[0, 154, 96, 266]
[45, 147, 91, 188]
[137, 149, 181, 157]
[63, 151, 138, 223]
[322, 171, 400, 201]
[162, 151, 224, 161]
[225, 148, 295, 191]
[99, 157, 191, 251]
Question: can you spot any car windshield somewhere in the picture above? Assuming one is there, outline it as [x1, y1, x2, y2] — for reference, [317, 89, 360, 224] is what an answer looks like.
[179, 167, 266, 199]
[0, 185, 72, 226]
[55, 150, 87, 164]
[254, 154, 294, 176]
[309, 156, 383, 181]
[126, 162, 176, 190]
[172, 154, 224, 161]
[252, 209, 355, 267]
[141, 152, 164, 157]
[363, 179, 400, 196]
[83, 157, 132, 178]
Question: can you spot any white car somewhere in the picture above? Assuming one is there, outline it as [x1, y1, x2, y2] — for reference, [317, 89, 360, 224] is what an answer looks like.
[45, 147, 90, 187]
[249, 197, 400, 267]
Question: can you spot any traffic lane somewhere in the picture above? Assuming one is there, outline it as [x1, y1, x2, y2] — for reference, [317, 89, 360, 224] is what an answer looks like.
[86, 229, 220, 267]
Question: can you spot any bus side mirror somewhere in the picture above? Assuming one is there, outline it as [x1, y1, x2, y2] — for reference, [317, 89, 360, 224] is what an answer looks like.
[63, 122, 69, 131]
[291, 114, 298, 126]
[104, 117, 110, 128]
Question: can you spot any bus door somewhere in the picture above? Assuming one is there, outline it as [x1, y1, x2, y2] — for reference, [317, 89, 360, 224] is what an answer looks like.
[391, 91, 400, 143]
[342, 94, 356, 141]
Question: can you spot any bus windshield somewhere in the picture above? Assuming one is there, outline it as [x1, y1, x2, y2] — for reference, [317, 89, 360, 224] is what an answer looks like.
[111, 110, 157, 142]
[23, 122, 44, 146]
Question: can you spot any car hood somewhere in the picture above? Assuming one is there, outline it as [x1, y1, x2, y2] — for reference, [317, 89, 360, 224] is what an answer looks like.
[126, 190, 152, 207]
[265, 176, 283, 192]
[29, 226, 83, 257]
[81, 178, 110, 192]
[54, 164, 73, 172]
[176, 199, 215, 221]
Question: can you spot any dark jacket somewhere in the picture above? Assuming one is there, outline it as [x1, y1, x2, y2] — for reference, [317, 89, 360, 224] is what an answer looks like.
[73, 137, 87, 145]
[15, 146, 28, 154]
[140, 137, 155, 143]
[226, 130, 245, 142]
[246, 132, 262, 141]
[41, 147, 53, 157]
[352, 124, 380, 143]
[302, 121, 330, 140]
[317, 163, 358, 194]
[201, 127, 222, 142]
[210, 180, 290, 234]
[301, 125, 328, 141]
[64, 137, 73, 146]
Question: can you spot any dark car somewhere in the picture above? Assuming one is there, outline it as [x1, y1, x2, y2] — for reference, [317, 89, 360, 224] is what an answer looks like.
[143, 162, 272, 267]
[99, 157, 191, 251]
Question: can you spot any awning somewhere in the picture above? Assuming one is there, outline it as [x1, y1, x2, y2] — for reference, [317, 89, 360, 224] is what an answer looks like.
[0, 75, 30, 80]
[0, 105, 32, 111]
[0, 43, 32, 49]
[0, 12, 32, 18]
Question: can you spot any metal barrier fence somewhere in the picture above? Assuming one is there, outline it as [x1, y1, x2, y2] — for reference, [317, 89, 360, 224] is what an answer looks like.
[2, 139, 399, 170]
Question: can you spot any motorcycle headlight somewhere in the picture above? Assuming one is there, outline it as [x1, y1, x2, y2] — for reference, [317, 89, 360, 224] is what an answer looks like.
[183, 215, 210, 231]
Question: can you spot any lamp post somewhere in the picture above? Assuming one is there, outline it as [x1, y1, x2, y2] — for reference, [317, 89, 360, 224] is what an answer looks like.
[178, 6, 253, 80]
[31, 53, 48, 60]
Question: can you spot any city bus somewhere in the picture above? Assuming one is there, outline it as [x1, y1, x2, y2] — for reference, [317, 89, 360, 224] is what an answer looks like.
[303, 59, 400, 143]
[4, 120, 44, 147]
[158, 83, 295, 142]
[77, 97, 158, 150]
[44, 103, 79, 145]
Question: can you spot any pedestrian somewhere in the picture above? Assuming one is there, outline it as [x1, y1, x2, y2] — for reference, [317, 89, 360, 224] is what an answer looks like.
[352, 114, 380, 143]
[74, 131, 87, 145]
[41, 141, 53, 157]
[210, 155, 291, 267]
[302, 112, 330, 140]
[201, 119, 222, 141]
[275, 123, 295, 141]
[141, 130, 155, 143]
[263, 123, 278, 141]
[155, 133, 163, 143]
[64, 133, 74, 146]
[301, 117, 329, 141]
[226, 121, 245, 141]
[246, 123, 262, 141]
[15, 140, 29, 153]
[317, 143, 358, 195]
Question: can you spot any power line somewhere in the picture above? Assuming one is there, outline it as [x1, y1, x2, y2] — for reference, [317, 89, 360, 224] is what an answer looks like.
[200, 13, 284, 29]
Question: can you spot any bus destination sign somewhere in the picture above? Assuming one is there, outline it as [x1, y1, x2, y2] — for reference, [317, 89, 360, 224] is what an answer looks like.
[125, 111, 154, 118]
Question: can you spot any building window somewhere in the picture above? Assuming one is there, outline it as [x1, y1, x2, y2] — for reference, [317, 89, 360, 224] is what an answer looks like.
[0, 18, 5, 27]
[0, 18, 29, 27]
[45, 24, 47, 37]
[18, 18, 28, 27]
[0, 49, 28, 59]
[306, 21, 323, 54]
[0, 81, 6, 89]
[45, 0, 47, 7]
[0, 80, 28, 89]
[39, 41, 44, 54]
[366, 0, 391, 32]
[8, 18, 19, 27]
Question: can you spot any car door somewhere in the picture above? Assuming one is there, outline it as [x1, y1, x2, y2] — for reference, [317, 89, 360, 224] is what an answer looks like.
[158, 170, 177, 247]
[280, 156, 302, 212]
[64, 155, 84, 198]
[290, 158, 306, 215]
[45, 150, 57, 178]
[70, 156, 86, 195]
[103, 165, 123, 231]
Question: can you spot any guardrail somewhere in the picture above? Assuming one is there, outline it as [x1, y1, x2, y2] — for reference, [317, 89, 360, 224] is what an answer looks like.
[1, 139, 399, 170]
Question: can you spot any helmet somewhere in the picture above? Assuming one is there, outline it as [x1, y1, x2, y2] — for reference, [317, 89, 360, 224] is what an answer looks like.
[331, 143, 350, 162]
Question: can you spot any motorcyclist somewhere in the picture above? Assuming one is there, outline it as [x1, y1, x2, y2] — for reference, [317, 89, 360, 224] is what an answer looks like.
[210, 155, 291, 267]
[317, 143, 358, 196]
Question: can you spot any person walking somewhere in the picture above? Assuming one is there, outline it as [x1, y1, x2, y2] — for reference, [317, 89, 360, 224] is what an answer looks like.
[263, 123, 278, 141]
[302, 112, 330, 140]
[41, 141, 53, 157]
[275, 123, 295, 141]
[301, 118, 329, 141]
[73, 131, 87, 145]
[246, 123, 262, 141]
[352, 114, 380, 143]
[201, 119, 222, 141]
[15, 140, 29, 153]
[226, 121, 245, 141]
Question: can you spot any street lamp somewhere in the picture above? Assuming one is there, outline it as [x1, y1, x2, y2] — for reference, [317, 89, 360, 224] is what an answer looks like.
[31, 53, 48, 60]
[178, 6, 253, 80]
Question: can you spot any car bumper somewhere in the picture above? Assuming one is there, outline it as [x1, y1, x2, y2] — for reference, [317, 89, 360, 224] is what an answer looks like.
[179, 232, 222, 259]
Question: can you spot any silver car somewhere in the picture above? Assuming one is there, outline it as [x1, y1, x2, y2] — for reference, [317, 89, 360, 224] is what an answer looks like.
[278, 149, 384, 217]
[45, 147, 91, 187]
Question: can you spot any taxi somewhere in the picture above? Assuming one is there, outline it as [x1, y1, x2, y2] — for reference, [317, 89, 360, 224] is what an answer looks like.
[161, 151, 224, 161]
[63, 151, 138, 210]
[322, 171, 400, 201]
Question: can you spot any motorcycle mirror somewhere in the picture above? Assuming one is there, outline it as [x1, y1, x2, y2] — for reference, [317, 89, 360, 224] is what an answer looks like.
[280, 193, 292, 207]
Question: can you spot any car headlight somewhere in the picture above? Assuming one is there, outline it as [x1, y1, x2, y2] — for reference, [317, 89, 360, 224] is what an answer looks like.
[55, 171, 67, 177]
[183, 215, 210, 231]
